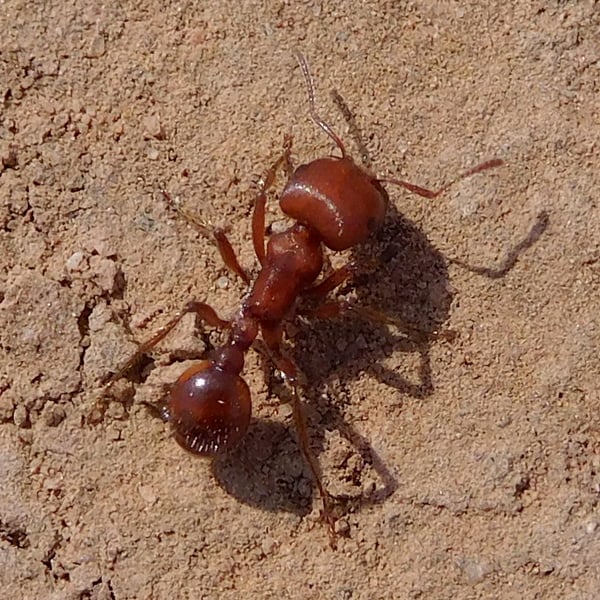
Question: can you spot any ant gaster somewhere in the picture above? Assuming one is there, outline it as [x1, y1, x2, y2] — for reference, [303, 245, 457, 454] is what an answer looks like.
[108, 52, 503, 544]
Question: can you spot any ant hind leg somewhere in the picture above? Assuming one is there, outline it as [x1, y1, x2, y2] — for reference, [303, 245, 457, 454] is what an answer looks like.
[378, 159, 504, 199]
[260, 322, 341, 548]
[104, 301, 230, 388]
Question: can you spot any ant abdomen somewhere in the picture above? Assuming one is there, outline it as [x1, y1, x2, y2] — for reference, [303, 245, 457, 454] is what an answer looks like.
[279, 156, 388, 251]
[165, 360, 251, 455]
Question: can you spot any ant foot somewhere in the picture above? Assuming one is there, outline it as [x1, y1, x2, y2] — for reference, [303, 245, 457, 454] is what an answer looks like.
[320, 493, 355, 549]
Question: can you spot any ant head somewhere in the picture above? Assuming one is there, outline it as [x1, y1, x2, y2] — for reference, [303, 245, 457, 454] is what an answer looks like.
[288, 52, 388, 250]
[279, 156, 389, 251]
[166, 361, 251, 455]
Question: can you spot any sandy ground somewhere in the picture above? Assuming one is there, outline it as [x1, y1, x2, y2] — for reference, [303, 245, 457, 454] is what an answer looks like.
[1, 1, 599, 598]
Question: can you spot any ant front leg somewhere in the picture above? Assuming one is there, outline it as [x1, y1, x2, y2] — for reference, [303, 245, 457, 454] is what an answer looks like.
[260, 322, 340, 548]
[162, 190, 250, 284]
[105, 301, 230, 386]
[252, 135, 293, 265]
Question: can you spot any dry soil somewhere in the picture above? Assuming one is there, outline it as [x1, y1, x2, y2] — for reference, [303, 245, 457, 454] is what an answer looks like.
[1, 1, 599, 599]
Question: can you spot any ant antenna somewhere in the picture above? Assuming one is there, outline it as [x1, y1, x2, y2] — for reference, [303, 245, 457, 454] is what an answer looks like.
[294, 50, 347, 158]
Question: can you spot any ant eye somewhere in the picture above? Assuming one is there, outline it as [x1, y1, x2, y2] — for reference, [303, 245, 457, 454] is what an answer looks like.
[166, 362, 251, 455]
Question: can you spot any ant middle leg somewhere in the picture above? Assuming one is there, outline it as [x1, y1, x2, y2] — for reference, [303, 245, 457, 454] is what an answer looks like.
[252, 135, 293, 265]
[304, 298, 455, 344]
[300, 259, 446, 341]
[162, 190, 250, 284]
[302, 261, 358, 299]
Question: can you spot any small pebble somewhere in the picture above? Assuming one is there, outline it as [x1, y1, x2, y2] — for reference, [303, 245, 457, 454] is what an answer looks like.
[261, 536, 277, 556]
[0, 393, 16, 422]
[586, 521, 597, 534]
[13, 404, 29, 428]
[142, 114, 165, 140]
[86, 35, 106, 58]
[334, 518, 350, 536]
[41, 404, 66, 427]
[138, 484, 158, 505]
[216, 276, 229, 289]
[66, 251, 86, 272]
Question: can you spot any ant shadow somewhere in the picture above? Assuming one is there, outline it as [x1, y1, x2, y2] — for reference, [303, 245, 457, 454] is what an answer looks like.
[210, 87, 549, 522]
[211, 200, 548, 522]
[211, 205, 450, 518]
[98, 69, 551, 530]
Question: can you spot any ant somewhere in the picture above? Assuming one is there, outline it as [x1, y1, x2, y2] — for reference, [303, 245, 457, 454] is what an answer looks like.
[106, 52, 505, 546]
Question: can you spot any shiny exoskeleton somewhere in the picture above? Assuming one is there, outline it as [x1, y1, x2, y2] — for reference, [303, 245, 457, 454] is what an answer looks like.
[108, 52, 502, 544]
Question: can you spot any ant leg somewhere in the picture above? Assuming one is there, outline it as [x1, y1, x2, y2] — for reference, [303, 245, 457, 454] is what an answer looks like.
[162, 190, 250, 284]
[305, 300, 455, 343]
[260, 323, 339, 547]
[302, 260, 452, 341]
[302, 260, 422, 330]
[303, 262, 358, 299]
[252, 135, 293, 265]
[378, 158, 504, 199]
[105, 301, 230, 386]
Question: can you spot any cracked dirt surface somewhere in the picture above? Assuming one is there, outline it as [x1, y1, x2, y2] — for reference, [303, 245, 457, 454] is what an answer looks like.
[1, 1, 599, 599]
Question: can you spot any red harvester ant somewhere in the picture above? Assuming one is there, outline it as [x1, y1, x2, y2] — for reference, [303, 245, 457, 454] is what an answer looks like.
[107, 52, 504, 545]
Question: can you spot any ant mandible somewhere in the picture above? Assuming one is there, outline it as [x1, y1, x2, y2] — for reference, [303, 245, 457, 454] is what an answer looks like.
[107, 52, 503, 544]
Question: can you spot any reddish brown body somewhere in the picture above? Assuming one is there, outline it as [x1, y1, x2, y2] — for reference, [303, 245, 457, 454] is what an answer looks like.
[246, 223, 323, 323]
[280, 157, 389, 251]
[109, 52, 502, 544]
